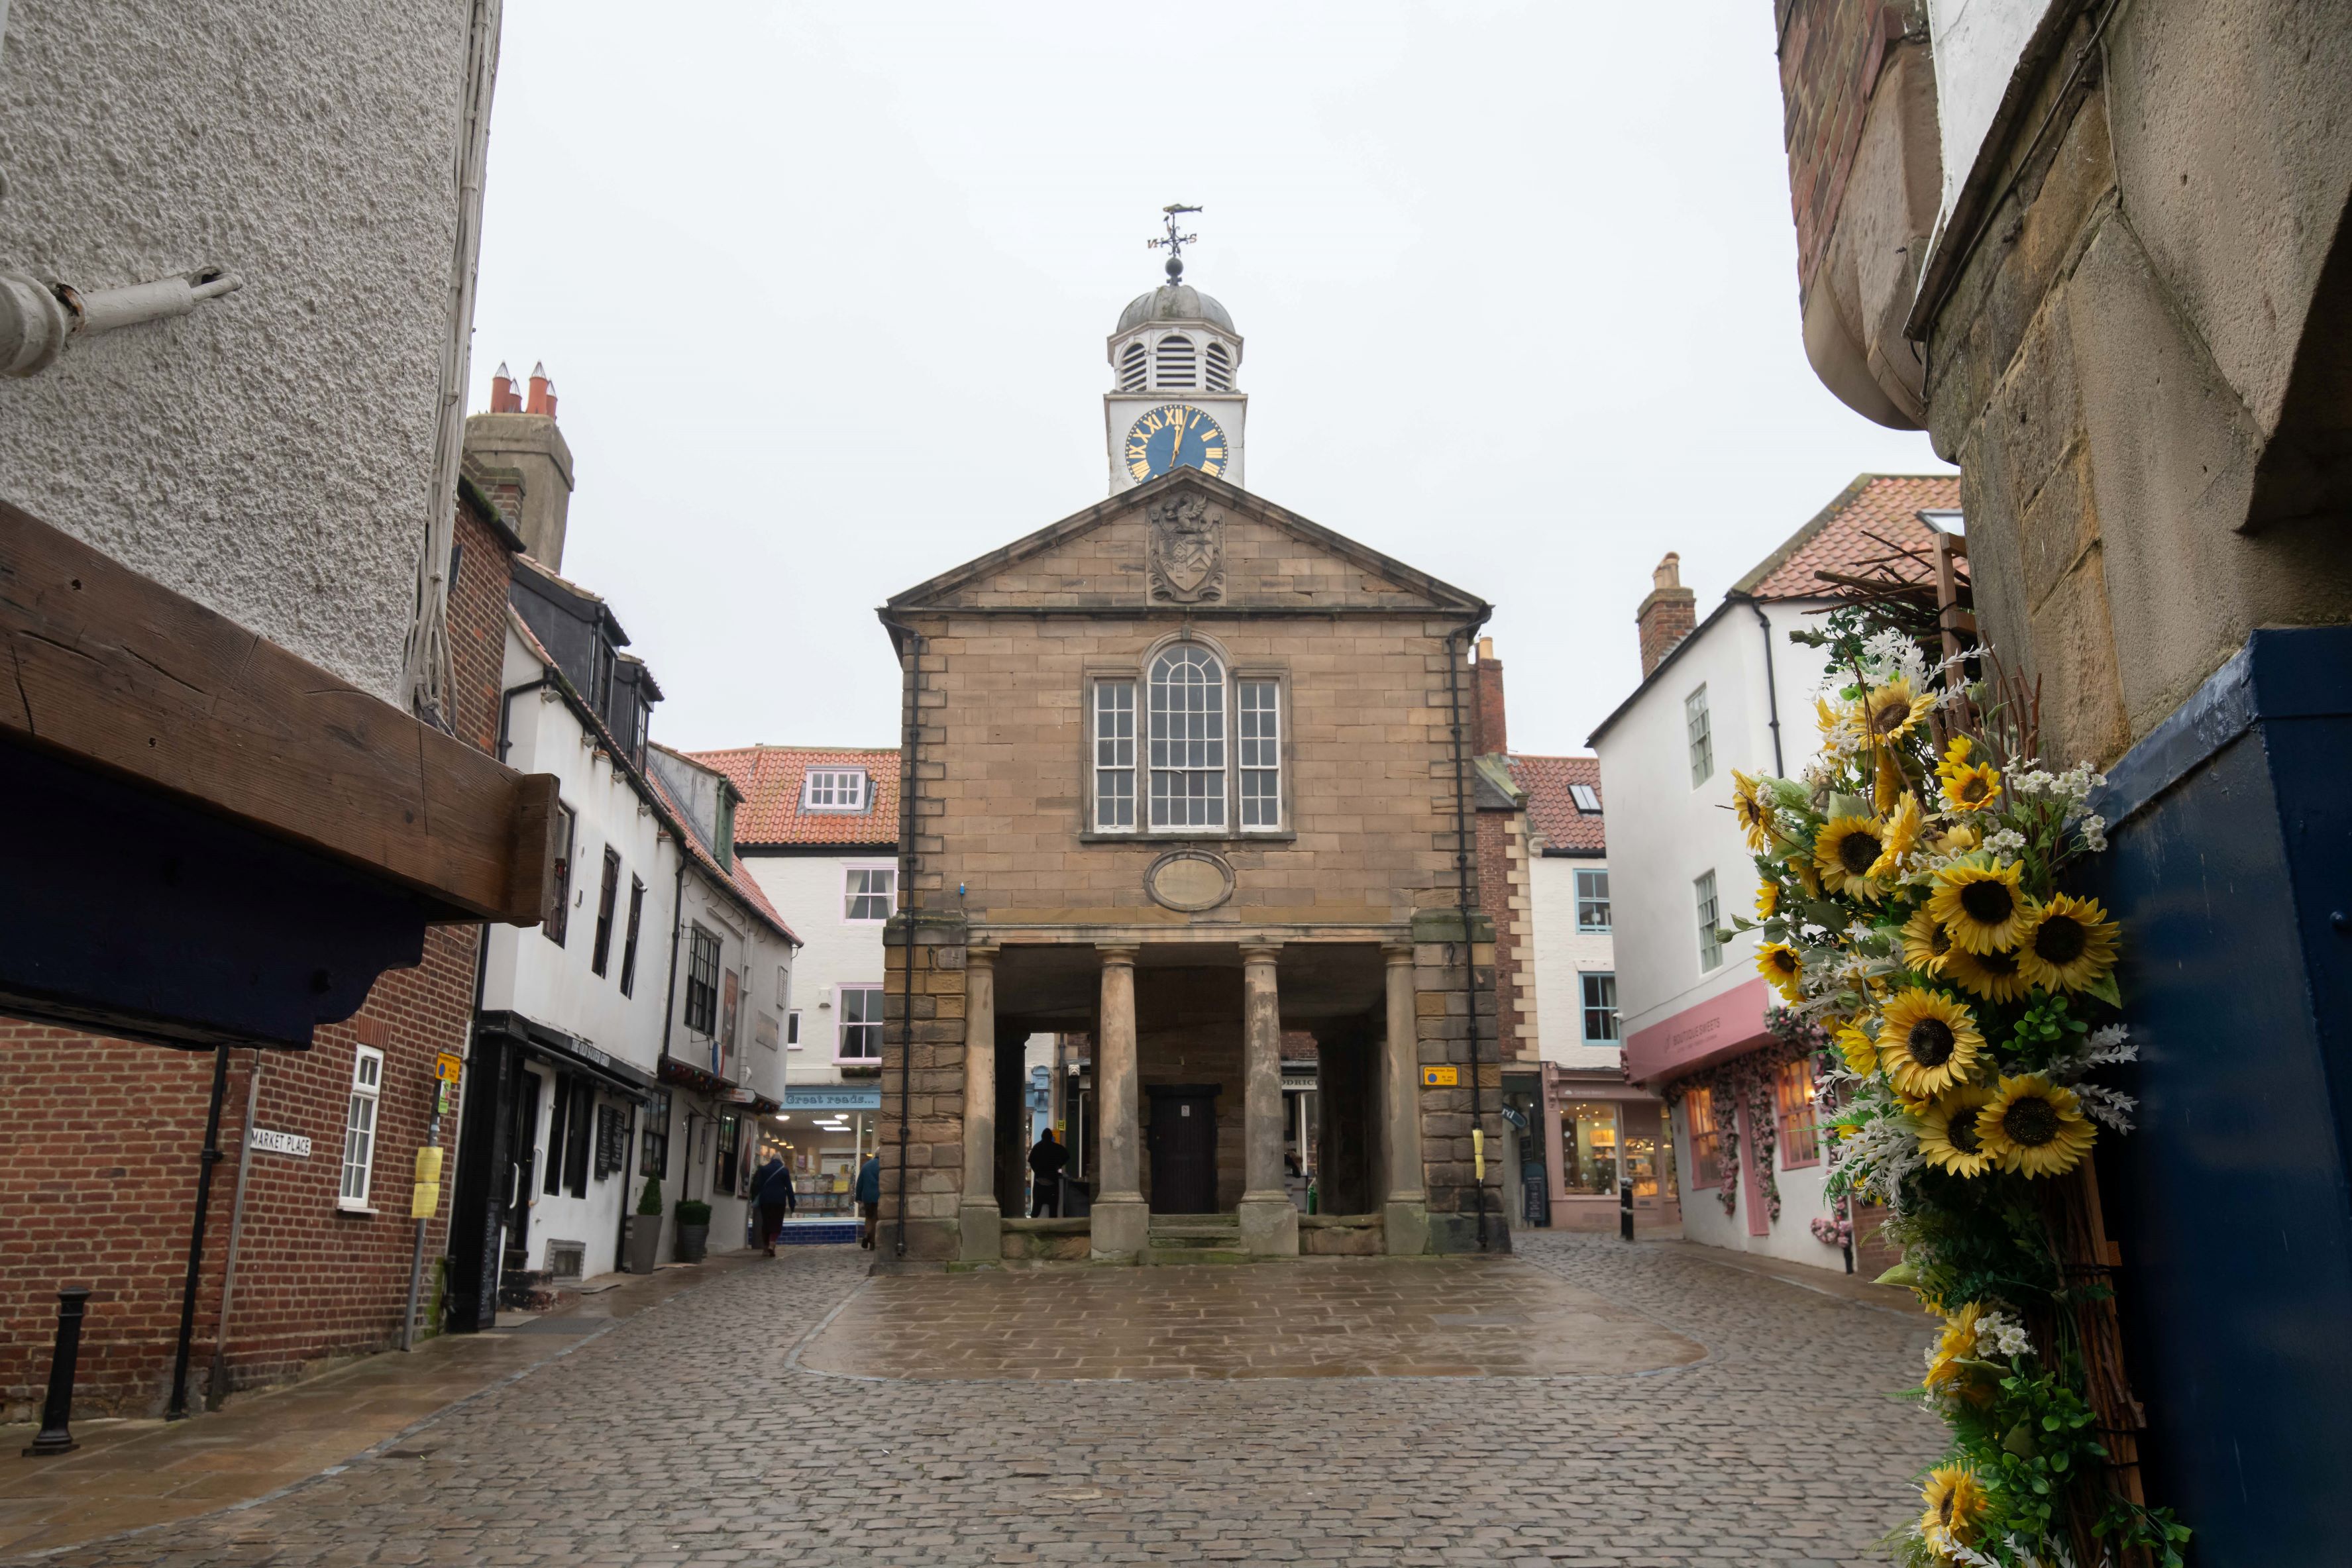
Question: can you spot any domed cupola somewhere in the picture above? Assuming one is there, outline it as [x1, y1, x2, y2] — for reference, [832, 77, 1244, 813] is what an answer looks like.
[1104, 207, 1248, 495]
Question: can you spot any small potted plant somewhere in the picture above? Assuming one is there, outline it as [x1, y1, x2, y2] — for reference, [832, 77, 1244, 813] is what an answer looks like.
[672, 1198, 711, 1263]
[626, 1176, 664, 1273]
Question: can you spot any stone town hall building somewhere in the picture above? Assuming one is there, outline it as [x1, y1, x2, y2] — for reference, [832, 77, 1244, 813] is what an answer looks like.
[873, 255, 1508, 1263]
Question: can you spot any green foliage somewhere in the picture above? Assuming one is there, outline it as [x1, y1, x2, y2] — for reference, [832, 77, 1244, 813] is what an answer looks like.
[2004, 994, 2090, 1074]
[674, 1198, 712, 1227]
[1884, 1173, 2058, 1316]
[637, 1175, 663, 1216]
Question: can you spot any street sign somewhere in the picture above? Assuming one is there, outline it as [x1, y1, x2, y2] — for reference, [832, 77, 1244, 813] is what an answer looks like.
[1421, 1065, 1458, 1087]
[249, 1127, 310, 1157]
[434, 1052, 463, 1083]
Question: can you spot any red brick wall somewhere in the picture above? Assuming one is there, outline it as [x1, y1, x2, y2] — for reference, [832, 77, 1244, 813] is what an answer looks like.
[1776, 1, 1916, 294]
[1475, 811, 1524, 1065]
[0, 507, 515, 1420]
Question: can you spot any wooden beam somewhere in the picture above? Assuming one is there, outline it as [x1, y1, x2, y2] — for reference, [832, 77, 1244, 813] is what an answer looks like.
[0, 498, 557, 923]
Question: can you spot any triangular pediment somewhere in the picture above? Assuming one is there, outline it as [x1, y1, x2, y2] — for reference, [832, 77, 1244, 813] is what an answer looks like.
[884, 470, 1487, 616]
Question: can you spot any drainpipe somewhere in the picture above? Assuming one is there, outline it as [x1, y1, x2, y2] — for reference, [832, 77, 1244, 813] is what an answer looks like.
[166, 1045, 233, 1419]
[1445, 621, 1493, 1251]
[203, 1049, 264, 1410]
[495, 675, 552, 763]
[880, 618, 924, 1260]
[1738, 596, 1785, 776]
[1, 266, 245, 378]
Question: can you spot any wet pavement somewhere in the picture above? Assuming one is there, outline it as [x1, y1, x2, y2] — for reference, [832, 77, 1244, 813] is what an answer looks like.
[3, 1233, 1943, 1567]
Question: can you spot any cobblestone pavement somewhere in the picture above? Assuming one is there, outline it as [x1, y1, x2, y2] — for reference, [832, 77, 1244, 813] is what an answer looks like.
[800, 1256, 1704, 1381]
[20, 1234, 1945, 1567]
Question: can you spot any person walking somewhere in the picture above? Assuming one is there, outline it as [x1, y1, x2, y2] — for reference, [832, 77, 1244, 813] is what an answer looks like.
[1028, 1127, 1067, 1218]
[751, 1153, 796, 1257]
[854, 1150, 881, 1250]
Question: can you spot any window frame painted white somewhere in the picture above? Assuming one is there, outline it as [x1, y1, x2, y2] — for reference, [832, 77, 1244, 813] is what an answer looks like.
[835, 982, 884, 1063]
[339, 1044, 384, 1212]
[802, 768, 871, 813]
[1694, 870, 1723, 973]
[1575, 867, 1612, 933]
[1685, 684, 1714, 787]
[842, 863, 896, 923]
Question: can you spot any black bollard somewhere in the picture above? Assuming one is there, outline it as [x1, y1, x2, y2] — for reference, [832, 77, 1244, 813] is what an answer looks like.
[1619, 1178, 1634, 1242]
[23, 1288, 90, 1457]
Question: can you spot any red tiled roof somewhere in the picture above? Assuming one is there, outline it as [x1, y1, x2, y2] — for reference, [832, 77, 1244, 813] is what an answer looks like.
[1733, 473, 1960, 600]
[686, 745, 900, 847]
[643, 766, 800, 945]
[1509, 754, 1605, 854]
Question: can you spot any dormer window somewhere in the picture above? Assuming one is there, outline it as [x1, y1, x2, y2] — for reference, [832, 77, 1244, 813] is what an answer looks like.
[1154, 335, 1197, 390]
[1118, 340, 1147, 392]
[803, 768, 870, 812]
[1204, 340, 1233, 391]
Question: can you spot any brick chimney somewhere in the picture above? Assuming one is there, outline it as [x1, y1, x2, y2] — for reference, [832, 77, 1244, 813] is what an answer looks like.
[1471, 635, 1507, 755]
[1636, 552, 1697, 676]
[464, 358, 574, 568]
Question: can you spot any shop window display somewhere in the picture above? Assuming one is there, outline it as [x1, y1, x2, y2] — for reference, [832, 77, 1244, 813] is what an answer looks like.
[1560, 1101, 1621, 1194]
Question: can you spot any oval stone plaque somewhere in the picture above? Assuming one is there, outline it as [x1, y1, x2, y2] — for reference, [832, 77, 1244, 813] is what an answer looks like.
[1145, 849, 1235, 913]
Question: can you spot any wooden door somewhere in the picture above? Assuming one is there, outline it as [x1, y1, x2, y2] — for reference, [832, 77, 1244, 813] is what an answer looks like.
[1146, 1084, 1220, 1214]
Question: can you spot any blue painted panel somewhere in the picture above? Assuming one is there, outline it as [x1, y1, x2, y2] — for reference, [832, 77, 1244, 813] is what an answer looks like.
[0, 735, 431, 1051]
[2086, 627, 2352, 1567]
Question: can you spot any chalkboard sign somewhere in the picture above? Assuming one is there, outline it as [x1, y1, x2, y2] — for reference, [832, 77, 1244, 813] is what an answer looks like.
[594, 1103, 629, 1180]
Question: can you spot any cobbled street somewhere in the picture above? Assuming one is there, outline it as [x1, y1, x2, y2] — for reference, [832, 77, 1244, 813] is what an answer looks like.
[27, 1236, 1943, 1568]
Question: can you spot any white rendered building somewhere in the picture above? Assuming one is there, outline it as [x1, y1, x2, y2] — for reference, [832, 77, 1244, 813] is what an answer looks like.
[1588, 476, 1957, 1271]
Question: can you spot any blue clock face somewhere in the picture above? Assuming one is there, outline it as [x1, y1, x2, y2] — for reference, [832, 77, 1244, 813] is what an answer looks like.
[1124, 403, 1228, 482]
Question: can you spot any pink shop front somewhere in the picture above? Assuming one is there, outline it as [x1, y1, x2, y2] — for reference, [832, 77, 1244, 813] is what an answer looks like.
[1624, 977, 1860, 1274]
[1536, 1065, 1682, 1234]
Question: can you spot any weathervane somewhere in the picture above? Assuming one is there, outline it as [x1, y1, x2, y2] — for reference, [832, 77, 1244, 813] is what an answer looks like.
[1148, 203, 1201, 282]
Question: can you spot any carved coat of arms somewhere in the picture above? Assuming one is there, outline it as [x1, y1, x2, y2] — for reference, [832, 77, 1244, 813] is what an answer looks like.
[1146, 494, 1225, 605]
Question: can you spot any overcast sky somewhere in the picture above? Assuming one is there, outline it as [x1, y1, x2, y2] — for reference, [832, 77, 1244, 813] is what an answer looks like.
[471, 2, 1949, 757]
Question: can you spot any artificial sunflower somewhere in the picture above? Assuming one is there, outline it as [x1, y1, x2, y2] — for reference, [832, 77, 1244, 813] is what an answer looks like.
[1899, 905, 1953, 975]
[1731, 770, 1772, 850]
[1928, 859, 2031, 954]
[1934, 823, 1979, 856]
[1916, 1085, 1996, 1178]
[1941, 943, 2034, 1004]
[1813, 815, 1888, 900]
[1756, 941, 1804, 1002]
[1876, 988, 1985, 1100]
[1921, 1302, 1992, 1398]
[1941, 761, 2003, 813]
[1976, 1074, 2099, 1177]
[1755, 880, 1780, 920]
[1919, 1465, 1991, 1550]
[1869, 793, 1926, 879]
[2015, 892, 2122, 994]
[1860, 677, 1934, 749]
[1935, 733, 1974, 780]
[1833, 1019, 1878, 1074]
[1791, 855, 1824, 900]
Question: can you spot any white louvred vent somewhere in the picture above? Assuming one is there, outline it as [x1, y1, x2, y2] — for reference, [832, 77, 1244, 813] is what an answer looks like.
[1119, 340, 1147, 392]
[1154, 335, 1197, 389]
[1204, 340, 1233, 391]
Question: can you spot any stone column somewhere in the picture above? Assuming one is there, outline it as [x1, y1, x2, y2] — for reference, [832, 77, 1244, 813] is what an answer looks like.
[1237, 943, 1299, 1256]
[957, 946, 1001, 1262]
[1090, 945, 1147, 1261]
[1381, 943, 1430, 1255]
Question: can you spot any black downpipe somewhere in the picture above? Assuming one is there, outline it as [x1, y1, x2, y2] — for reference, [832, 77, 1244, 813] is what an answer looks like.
[1742, 598, 1785, 776]
[659, 858, 687, 1063]
[1444, 625, 1491, 1252]
[494, 675, 552, 763]
[166, 1044, 233, 1419]
[886, 622, 924, 1259]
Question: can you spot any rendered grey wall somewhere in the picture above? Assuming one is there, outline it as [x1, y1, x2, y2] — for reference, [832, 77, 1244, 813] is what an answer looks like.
[0, 1, 470, 704]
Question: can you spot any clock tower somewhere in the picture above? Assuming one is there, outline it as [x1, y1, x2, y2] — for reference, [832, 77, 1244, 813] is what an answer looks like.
[1105, 207, 1245, 495]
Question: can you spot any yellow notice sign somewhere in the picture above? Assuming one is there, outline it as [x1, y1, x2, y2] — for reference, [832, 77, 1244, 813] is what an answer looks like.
[434, 1053, 464, 1083]
[1421, 1065, 1459, 1087]
[414, 1146, 445, 1183]
[409, 1180, 440, 1220]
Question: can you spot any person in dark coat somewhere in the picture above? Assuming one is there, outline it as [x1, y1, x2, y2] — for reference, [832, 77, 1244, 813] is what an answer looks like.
[854, 1151, 882, 1249]
[751, 1154, 796, 1257]
[1028, 1127, 1068, 1218]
